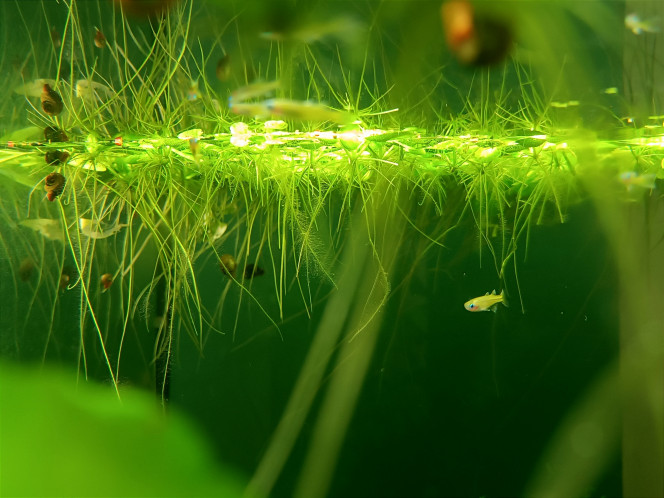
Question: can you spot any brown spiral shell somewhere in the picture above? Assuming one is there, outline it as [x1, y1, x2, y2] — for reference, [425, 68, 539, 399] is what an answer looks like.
[41, 84, 63, 116]
[44, 126, 69, 143]
[45, 150, 70, 165]
[44, 172, 66, 201]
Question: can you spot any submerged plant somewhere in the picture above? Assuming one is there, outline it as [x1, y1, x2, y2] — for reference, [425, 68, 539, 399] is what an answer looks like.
[0, 0, 661, 387]
[1, 1, 663, 495]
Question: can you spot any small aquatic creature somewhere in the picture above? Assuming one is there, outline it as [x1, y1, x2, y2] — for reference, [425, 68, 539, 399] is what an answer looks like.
[75, 79, 113, 103]
[244, 263, 265, 279]
[211, 223, 228, 242]
[229, 80, 280, 104]
[441, 0, 512, 66]
[41, 84, 63, 116]
[78, 218, 127, 239]
[59, 272, 70, 291]
[187, 79, 199, 101]
[50, 26, 62, 49]
[625, 13, 660, 35]
[442, 0, 474, 52]
[18, 258, 35, 281]
[260, 16, 364, 45]
[464, 289, 506, 312]
[45, 150, 70, 165]
[20, 218, 63, 242]
[550, 100, 579, 109]
[44, 172, 66, 201]
[216, 54, 231, 82]
[44, 126, 69, 142]
[189, 137, 199, 155]
[229, 101, 272, 119]
[94, 28, 106, 48]
[13, 78, 57, 98]
[219, 253, 237, 278]
[101, 273, 113, 291]
[265, 99, 354, 124]
[619, 171, 656, 191]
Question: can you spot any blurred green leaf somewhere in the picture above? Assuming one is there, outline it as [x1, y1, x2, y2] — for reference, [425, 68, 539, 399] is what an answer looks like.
[0, 363, 245, 498]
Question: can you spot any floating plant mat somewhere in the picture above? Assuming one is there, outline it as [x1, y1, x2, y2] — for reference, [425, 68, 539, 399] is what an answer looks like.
[2, 124, 663, 200]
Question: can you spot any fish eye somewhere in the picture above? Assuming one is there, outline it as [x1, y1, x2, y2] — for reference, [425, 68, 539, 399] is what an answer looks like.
[469, 303, 475, 309]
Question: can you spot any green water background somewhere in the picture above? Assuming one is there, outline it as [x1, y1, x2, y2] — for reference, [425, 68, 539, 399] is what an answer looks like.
[0, 0, 639, 495]
[171, 200, 620, 497]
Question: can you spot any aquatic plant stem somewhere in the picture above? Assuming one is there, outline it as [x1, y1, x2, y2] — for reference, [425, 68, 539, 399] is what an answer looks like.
[154, 261, 171, 405]
[294, 183, 402, 498]
[246, 205, 372, 498]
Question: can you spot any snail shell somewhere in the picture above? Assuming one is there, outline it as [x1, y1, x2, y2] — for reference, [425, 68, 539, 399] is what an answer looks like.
[101, 273, 113, 290]
[44, 126, 69, 142]
[94, 29, 106, 48]
[45, 150, 69, 165]
[219, 254, 237, 278]
[41, 84, 63, 116]
[44, 172, 66, 201]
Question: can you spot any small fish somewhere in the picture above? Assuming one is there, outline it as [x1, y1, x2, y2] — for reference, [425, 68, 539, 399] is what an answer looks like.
[619, 171, 656, 190]
[44, 172, 66, 201]
[464, 289, 506, 312]
[189, 137, 199, 157]
[75, 79, 113, 103]
[228, 101, 272, 119]
[13, 78, 57, 98]
[20, 218, 64, 242]
[216, 54, 231, 82]
[625, 13, 660, 35]
[41, 84, 63, 116]
[78, 218, 127, 239]
[94, 28, 106, 48]
[101, 273, 113, 291]
[229, 80, 280, 103]
[260, 16, 364, 45]
[265, 99, 354, 124]
[219, 253, 237, 278]
[187, 79, 199, 101]
[550, 100, 580, 109]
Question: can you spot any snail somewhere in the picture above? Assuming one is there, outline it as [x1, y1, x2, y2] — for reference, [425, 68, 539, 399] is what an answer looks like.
[44, 172, 66, 201]
[41, 83, 63, 116]
[94, 29, 106, 48]
[18, 258, 35, 282]
[44, 126, 69, 142]
[45, 150, 69, 165]
[219, 254, 237, 278]
[101, 273, 113, 290]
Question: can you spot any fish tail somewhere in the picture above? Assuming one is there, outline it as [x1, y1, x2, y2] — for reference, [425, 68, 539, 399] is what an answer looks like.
[499, 290, 508, 308]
